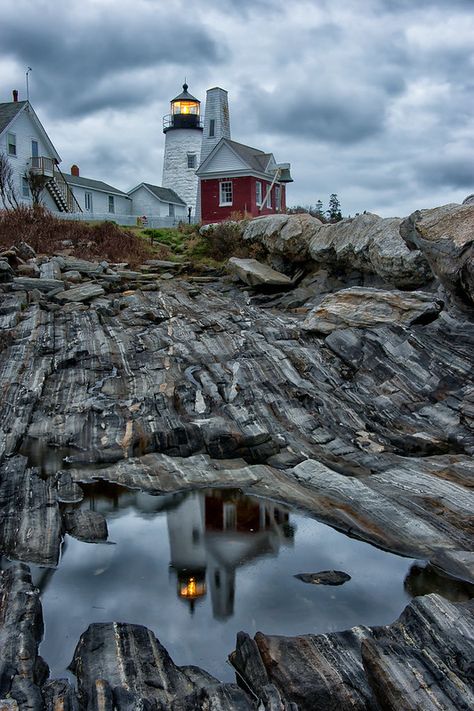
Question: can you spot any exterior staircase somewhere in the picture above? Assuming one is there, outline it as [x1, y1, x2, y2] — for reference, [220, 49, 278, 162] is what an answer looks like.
[29, 156, 81, 213]
[47, 175, 71, 212]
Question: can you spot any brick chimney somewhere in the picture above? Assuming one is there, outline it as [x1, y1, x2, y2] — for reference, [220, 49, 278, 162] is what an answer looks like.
[12, 89, 18, 102]
[70, 164, 80, 177]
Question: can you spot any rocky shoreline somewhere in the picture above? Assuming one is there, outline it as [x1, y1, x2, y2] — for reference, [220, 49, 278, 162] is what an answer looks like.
[0, 202, 473, 708]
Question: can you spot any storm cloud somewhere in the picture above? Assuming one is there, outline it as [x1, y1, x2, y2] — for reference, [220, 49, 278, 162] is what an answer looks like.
[0, 0, 472, 217]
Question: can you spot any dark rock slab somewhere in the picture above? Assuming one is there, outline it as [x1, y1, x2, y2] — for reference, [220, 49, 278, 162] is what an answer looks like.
[227, 257, 293, 287]
[12, 276, 64, 292]
[55, 283, 105, 303]
[429, 549, 474, 585]
[0, 456, 61, 566]
[0, 261, 14, 283]
[59, 257, 104, 275]
[0, 564, 47, 711]
[70, 622, 254, 709]
[39, 260, 62, 281]
[362, 595, 474, 711]
[231, 594, 474, 711]
[294, 570, 351, 585]
[42, 679, 81, 711]
[57, 471, 84, 504]
[63, 509, 108, 543]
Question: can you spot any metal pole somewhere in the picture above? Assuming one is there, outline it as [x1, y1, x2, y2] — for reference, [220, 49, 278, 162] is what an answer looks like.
[26, 67, 32, 102]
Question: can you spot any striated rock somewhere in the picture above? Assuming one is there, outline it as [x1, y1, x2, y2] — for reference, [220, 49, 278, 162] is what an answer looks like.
[16, 263, 39, 278]
[294, 570, 351, 585]
[54, 283, 105, 303]
[41, 679, 80, 711]
[40, 259, 62, 281]
[0, 261, 14, 283]
[227, 257, 293, 287]
[59, 257, 104, 275]
[0, 456, 61, 566]
[70, 622, 254, 709]
[62, 269, 82, 283]
[0, 564, 47, 711]
[242, 213, 321, 261]
[429, 549, 474, 585]
[302, 287, 443, 334]
[400, 202, 474, 307]
[308, 213, 432, 287]
[57, 471, 84, 504]
[16, 242, 36, 260]
[231, 594, 474, 711]
[12, 276, 64, 292]
[63, 509, 108, 543]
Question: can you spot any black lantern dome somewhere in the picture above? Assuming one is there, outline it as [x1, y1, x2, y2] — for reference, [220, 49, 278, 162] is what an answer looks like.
[163, 83, 203, 133]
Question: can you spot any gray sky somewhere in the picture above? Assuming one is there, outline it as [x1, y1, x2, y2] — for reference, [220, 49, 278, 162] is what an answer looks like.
[1, 0, 472, 217]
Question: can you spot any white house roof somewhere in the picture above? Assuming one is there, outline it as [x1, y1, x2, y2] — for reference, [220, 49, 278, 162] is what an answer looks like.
[63, 173, 131, 198]
[0, 101, 27, 134]
[128, 182, 186, 206]
[0, 100, 61, 163]
[196, 138, 292, 182]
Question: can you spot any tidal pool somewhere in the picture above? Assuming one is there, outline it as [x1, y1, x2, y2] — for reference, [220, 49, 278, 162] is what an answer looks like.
[29, 483, 470, 682]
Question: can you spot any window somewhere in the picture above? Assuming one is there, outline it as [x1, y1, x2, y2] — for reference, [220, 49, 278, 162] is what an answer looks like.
[209, 119, 215, 137]
[31, 140, 38, 158]
[108, 195, 115, 213]
[275, 185, 281, 210]
[7, 133, 16, 156]
[219, 180, 232, 206]
[169, 203, 175, 217]
[187, 153, 197, 169]
[85, 192, 93, 211]
[223, 503, 237, 530]
[266, 186, 272, 209]
[22, 177, 29, 198]
[255, 181, 262, 206]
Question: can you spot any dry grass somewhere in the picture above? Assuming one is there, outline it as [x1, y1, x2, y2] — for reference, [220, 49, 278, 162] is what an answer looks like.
[0, 205, 153, 267]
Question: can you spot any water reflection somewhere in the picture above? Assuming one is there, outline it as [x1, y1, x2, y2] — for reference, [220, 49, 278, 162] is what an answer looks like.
[167, 490, 294, 617]
[71, 484, 294, 619]
[16, 484, 470, 682]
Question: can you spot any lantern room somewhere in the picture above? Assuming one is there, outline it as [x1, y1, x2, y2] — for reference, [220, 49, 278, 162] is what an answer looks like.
[163, 83, 203, 133]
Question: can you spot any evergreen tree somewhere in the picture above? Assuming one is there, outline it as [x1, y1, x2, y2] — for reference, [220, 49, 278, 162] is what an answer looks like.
[315, 199, 325, 220]
[327, 193, 342, 223]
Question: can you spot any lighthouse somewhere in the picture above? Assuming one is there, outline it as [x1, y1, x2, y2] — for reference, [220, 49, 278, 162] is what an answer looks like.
[162, 83, 203, 215]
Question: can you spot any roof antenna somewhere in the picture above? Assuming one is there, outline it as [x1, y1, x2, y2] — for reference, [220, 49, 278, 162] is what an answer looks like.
[26, 67, 32, 102]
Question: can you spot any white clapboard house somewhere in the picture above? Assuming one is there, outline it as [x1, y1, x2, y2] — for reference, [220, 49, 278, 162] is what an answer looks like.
[0, 91, 185, 225]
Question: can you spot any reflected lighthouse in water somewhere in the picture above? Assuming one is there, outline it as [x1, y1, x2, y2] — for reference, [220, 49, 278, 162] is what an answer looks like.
[167, 490, 294, 618]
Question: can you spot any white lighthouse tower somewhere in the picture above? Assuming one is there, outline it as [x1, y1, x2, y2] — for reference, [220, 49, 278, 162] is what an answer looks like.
[162, 83, 203, 215]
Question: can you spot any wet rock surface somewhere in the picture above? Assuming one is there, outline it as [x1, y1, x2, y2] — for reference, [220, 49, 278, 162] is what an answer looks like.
[294, 570, 351, 585]
[0, 205, 473, 708]
[231, 594, 474, 711]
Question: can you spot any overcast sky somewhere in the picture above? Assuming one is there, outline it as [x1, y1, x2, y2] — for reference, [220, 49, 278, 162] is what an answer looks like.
[1, 0, 472, 217]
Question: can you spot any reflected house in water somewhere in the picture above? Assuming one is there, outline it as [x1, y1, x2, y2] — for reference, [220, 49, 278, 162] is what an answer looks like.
[167, 490, 294, 618]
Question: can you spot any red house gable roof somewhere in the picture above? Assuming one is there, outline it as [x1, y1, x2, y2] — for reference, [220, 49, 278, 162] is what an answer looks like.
[197, 138, 292, 182]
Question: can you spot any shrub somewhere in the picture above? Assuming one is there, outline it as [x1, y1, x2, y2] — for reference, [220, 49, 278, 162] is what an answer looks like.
[196, 219, 267, 262]
[0, 205, 153, 266]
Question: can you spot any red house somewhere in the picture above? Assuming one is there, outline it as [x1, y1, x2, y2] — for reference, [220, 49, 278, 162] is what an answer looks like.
[196, 138, 292, 224]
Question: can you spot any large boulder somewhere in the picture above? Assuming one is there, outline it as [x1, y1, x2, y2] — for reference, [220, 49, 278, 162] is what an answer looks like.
[309, 214, 432, 288]
[400, 203, 474, 308]
[302, 287, 442, 334]
[227, 257, 293, 287]
[242, 213, 322, 261]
